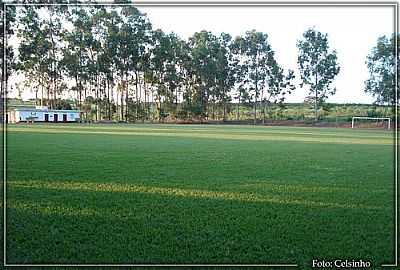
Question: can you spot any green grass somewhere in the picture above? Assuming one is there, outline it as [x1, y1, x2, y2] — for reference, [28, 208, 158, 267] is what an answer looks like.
[5, 124, 395, 268]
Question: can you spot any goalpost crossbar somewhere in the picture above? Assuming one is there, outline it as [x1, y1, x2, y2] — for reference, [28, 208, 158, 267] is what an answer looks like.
[351, 117, 391, 129]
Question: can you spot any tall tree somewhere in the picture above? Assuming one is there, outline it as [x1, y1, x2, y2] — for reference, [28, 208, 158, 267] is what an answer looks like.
[62, 7, 91, 110]
[231, 39, 248, 121]
[262, 60, 296, 123]
[365, 34, 399, 106]
[12, 3, 301, 123]
[149, 29, 169, 122]
[236, 30, 275, 124]
[297, 28, 340, 121]
[1, 2, 16, 100]
[18, 4, 68, 109]
[188, 30, 220, 120]
[97, 7, 121, 120]
[177, 40, 196, 120]
[161, 33, 186, 119]
[215, 33, 237, 121]
[18, 6, 50, 106]
[123, 5, 152, 121]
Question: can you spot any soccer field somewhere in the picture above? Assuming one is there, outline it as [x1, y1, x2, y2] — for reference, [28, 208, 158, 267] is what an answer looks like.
[5, 124, 395, 267]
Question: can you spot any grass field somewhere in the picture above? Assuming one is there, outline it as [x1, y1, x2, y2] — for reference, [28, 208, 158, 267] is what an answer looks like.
[4, 124, 395, 268]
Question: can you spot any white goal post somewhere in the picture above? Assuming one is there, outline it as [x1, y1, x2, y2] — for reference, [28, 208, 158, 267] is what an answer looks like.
[351, 117, 391, 129]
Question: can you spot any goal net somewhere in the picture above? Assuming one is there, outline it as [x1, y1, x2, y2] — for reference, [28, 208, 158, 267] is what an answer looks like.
[351, 117, 391, 130]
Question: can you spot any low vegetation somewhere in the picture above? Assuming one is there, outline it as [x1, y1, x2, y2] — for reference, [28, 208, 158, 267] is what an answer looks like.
[5, 124, 394, 267]
[8, 98, 394, 125]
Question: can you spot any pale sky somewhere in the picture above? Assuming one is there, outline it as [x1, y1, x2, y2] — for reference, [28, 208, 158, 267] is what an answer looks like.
[138, 5, 394, 104]
[9, 4, 394, 104]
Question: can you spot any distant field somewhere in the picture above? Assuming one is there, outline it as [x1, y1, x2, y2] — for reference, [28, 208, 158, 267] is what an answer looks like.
[5, 124, 395, 267]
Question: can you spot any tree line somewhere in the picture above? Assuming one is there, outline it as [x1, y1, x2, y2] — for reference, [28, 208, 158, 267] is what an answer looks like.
[1, 2, 397, 123]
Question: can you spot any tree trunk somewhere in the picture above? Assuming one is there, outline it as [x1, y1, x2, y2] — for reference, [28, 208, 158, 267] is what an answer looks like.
[35, 87, 38, 105]
[135, 71, 139, 121]
[175, 87, 179, 122]
[253, 96, 257, 125]
[125, 76, 129, 122]
[144, 79, 148, 121]
[47, 85, 50, 108]
[223, 100, 227, 122]
[261, 89, 265, 125]
[236, 92, 240, 121]
[314, 72, 318, 121]
[79, 80, 82, 110]
[254, 53, 259, 125]
[120, 83, 124, 121]
[158, 95, 162, 123]
[138, 73, 143, 123]
[149, 88, 154, 123]
[211, 103, 214, 120]
[40, 75, 44, 107]
[107, 79, 111, 120]
[110, 73, 114, 120]
[262, 100, 266, 125]
[96, 76, 100, 122]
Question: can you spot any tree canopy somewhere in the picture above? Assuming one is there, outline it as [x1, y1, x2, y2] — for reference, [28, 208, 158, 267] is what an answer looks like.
[4, 4, 395, 124]
[365, 34, 399, 106]
[297, 28, 340, 120]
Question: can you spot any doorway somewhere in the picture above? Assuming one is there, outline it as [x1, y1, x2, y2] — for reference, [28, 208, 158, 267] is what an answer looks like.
[63, 114, 67, 122]
[54, 114, 58, 122]
[44, 114, 49, 122]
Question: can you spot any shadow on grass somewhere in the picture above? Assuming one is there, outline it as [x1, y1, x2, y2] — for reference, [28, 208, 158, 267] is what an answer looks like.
[6, 183, 393, 266]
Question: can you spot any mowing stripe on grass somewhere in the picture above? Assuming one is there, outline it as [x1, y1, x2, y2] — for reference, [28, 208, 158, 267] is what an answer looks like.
[9, 180, 386, 210]
[7, 127, 393, 145]
[9, 123, 393, 138]
[8, 201, 100, 218]
[236, 181, 390, 194]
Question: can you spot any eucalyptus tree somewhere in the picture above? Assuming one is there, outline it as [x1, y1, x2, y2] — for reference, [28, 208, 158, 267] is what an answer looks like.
[261, 61, 296, 123]
[18, 6, 51, 106]
[162, 33, 188, 119]
[14, 2, 302, 122]
[1, 3, 16, 103]
[85, 7, 104, 121]
[215, 32, 237, 121]
[365, 34, 399, 106]
[100, 9, 123, 120]
[122, 5, 152, 121]
[151, 32, 190, 121]
[148, 29, 174, 122]
[62, 7, 91, 109]
[40, 4, 69, 108]
[114, 14, 131, 121]
[18, 4, 68, 109]
[188, 30, 220, 120]
[230, 38, 248, 121]
[297, 28, 340, 121]
[235, 30, 275, 124]
[178, 40, 196, 119]
[94, 7, 121, 120]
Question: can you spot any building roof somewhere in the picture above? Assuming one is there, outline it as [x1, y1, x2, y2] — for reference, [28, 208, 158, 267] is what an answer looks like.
[9, 108, 80, 113]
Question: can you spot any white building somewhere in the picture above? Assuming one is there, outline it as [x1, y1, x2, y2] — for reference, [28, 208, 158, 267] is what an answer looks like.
[6, 106, 80, 123]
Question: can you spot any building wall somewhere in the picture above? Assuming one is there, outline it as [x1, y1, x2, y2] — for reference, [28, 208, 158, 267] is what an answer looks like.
[6, 111, 17, 123]
[13, 110, 80, 123]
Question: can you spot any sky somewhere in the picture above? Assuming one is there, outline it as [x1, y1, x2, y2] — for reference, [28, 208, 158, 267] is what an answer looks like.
[9, 4, 394, 104]
[138, 5, 394, 104]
